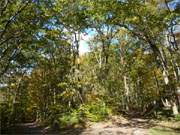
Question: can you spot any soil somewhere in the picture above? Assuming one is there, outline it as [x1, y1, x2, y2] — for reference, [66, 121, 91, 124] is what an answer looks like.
[1, 116, 155, 135]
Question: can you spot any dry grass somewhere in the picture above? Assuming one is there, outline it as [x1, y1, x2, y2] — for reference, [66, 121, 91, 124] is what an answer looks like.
[149, 120, 180, 135]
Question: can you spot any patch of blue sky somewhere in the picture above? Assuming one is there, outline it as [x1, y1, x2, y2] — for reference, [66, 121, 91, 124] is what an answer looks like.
[43, 18, 62, 30]
[79, 26, 120, 54]
[79, 41, 90, 55]
[169, 0, 180, 10]
[84, 28, 97, 36]
[169, 0, 180, 33]
[79, 28, 97, 55]
[158, 0, 179, 10]
[173, 25, 180, 34]
[0, 83, 7, 88]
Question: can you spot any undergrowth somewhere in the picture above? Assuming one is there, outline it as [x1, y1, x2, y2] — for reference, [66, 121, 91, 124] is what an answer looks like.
[59, 101, 112, 127]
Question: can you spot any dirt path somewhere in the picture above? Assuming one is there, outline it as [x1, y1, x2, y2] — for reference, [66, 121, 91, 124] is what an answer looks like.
[81, 118, 150, 135]
[1, 122, 58, 135]
[61, 117, 152, 135]
[1, 117, 152, 135]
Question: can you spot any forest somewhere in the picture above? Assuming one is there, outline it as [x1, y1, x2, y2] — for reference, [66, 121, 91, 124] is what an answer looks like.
[0, 0, 180, 135]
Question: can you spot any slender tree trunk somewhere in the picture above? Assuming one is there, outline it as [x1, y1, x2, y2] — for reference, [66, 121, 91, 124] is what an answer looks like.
[172, 101, 179, 115]
[53, 88, 56, 105]
[124, 75, 130, 111]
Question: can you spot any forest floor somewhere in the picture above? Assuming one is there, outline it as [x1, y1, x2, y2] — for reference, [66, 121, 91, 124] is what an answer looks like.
[1, 116, 180, 135]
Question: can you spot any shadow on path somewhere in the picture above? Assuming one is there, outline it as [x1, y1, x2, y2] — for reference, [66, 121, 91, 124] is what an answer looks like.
[1, 122, 85, 135]
[1, 122, 57, 135]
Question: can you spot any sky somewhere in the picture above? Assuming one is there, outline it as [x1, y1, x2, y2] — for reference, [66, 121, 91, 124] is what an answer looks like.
[79, 29, 97, 55]
[79, 35, 91, 55]
[169, 0, 180, 10]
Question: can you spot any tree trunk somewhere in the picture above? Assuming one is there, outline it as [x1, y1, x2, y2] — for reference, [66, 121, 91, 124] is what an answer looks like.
[53, 88, 56, 105]
[124, 75, 130, 111]
[172, 102, 179, 115]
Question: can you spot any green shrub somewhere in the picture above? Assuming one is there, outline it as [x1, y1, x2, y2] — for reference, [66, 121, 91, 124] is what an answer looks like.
[174, 114, 180, 121]
[58, 101, 111, 127]
[78, 101, 111, 122]
[0, 103, 12, 129]
[59, 111, 79, 127]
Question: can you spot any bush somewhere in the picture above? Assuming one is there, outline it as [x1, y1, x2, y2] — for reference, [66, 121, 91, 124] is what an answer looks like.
[59, 110, 79, 127]
[58, 101, 111, 127]
[78, 101, 111, 122]
[174, 114, 180, 121]
[0, 103, 12, 129]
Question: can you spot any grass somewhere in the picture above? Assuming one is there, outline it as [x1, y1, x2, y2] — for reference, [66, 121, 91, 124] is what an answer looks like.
[150, 127, 180, 135]
[149, 119, 180, 135]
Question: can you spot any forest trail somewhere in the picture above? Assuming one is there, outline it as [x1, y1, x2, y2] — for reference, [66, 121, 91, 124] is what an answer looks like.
[2, 117, 151, 135]
[1, 122, 58, 135]
[61, 117, 150, 135]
